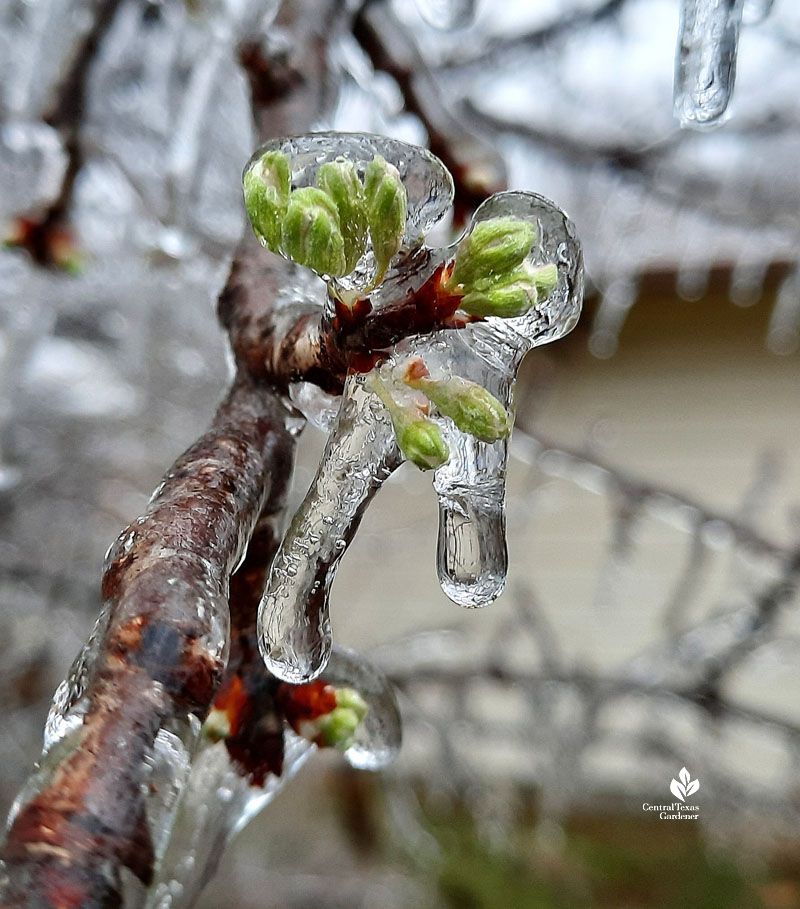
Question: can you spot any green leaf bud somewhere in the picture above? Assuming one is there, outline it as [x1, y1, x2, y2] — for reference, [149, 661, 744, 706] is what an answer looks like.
[334, 687, 369, 723]
[202, 708, 232, 743]
[458, 259, 559, 318]
[397, 418, 450, 471]
[244, 150, 291, 249]
[318, 159, 369, 274]
[450, 217, 536, 289]
[280, 186, 347, 277]
[407, 370, 511, 443]
[526, 262, 559, 299]
[364, 155, 407, 285]
[318, 706, 361, 749]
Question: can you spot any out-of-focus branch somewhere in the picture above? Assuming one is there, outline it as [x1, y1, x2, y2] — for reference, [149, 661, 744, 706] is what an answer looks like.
[437, 0, 628, 72]
[6, 0, 121, 268]
[354, 1, 507, 222]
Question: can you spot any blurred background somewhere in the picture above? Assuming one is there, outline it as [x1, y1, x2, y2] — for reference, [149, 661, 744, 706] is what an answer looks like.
[2, 0, 800, 906]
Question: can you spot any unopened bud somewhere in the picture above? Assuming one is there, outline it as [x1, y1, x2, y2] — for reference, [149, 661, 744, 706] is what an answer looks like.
[459, 259, 558, 318]
[244, 150, 291, 249]
[317, 687, 369, 750]
[318, 159, 368, 274]
[526, 262, 559, 298]
[406, 365, 511, 443]
[334, 687, 369, 722]
[280, 186, 347, 277]
[397, 418, 450, 471]
[203, 707, 232, 743]
[450, 217, 536, 289]
[318, 707, 360, 749]
[364, 155, 407, 285]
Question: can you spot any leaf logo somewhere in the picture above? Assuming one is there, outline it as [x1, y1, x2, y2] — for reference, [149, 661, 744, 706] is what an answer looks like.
[670, 767, 699, 802]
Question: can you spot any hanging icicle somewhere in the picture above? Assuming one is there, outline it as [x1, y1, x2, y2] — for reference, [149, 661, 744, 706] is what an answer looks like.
[674, 0, 744, 130]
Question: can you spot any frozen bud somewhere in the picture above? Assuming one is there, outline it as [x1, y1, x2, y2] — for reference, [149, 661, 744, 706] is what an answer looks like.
[318, 688, 370, 750]
[450, 217, 536, 289]
[397, 418, 450, 471]
[202, 707, 232, 743]
[281, 186, 347, 277]
[318, 707, 360, 749]
[318, 159, 368, 273]
[526, 261, 559, 299]
[406, 365, 511, 443]
[244, 150, 291, 249]
[364, 155, 407, 284]
[459, 260, 559, 318]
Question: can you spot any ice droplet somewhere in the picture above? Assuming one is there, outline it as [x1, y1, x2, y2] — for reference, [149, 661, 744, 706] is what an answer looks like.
[258, 379, 402, 683]
[414, 0, 477, 31]
[674, 0, 744, 130]
[324, 648, 402, 769]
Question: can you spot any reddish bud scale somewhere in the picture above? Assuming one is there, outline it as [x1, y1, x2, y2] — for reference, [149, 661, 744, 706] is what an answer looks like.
[212, 674, 250, 738]
[276, 680, 338, 734]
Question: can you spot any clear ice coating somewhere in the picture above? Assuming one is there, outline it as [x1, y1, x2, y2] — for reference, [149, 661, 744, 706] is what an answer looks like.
[322, 647, 402, 769]
[413, 0, 478, 30]
[674, 0, 744, 130]
[258, 379, 403, 683]
[258, 178, 582, 683]
[243, 132, 454, 295]
[145, 648, 399, 908]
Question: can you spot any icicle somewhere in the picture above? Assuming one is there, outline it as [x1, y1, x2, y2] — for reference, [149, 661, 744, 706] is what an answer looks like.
[414, 0, 477, 31]
[729, 259, 768, 306]
[674, 0, 744, 130]
[589, 275, 638, 359]
[766, 265, 800, 355]
[258, 378, 403, 683]
[742, 0, 774, 26]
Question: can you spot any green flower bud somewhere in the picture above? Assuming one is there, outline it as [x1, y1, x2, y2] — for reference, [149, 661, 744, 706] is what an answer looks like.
[526, 262, 559, 299]
[202, 708, 231, 743]
[364, 155, 407, 285]
[458, 259, 558, 318]
[334, 687, 369, 723]
[369, 373, 450, 471]
[450, 217, 536, 289]
[244, 150, 291, 250]
[280, 186, 347, 277]
[397, 418, 450, 471]
[318, 706, 361, 750]
[318, 159, 368, 274]
[407, 372, 511, 443]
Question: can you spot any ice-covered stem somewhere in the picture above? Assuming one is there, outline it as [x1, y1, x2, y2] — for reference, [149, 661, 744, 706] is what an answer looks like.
[353, 1, 507, 222]
[674, 0, 744, 129]
[220, 243, 471, 394]
[0, 378, 296, 905]
[259, 378, 403, 683]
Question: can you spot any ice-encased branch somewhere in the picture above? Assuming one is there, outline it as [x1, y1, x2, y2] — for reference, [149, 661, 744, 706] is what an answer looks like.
[0, 377, 295, 905]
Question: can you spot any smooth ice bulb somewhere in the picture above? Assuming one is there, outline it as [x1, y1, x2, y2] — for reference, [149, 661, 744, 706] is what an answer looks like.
[324, 648, 402, 769]
[674, 0, 744, 129]
[258, 379, 402, 683]
[243, 132, 454, 295]
[435, 472, 508, 607]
